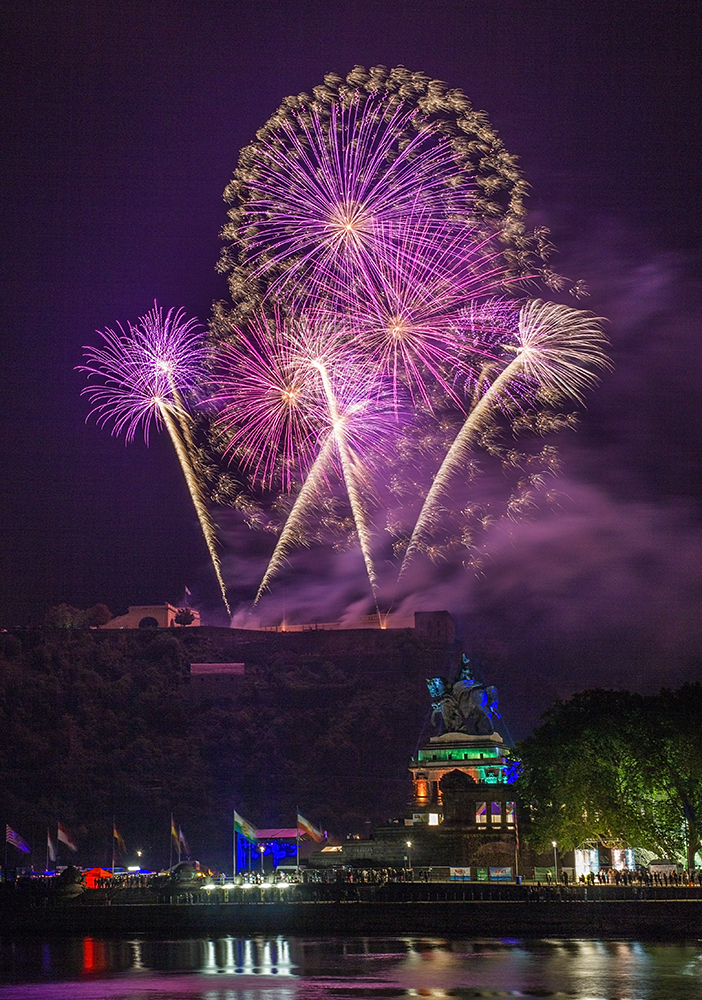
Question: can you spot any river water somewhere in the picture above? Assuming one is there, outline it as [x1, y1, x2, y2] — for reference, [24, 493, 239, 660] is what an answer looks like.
[1, 935, 702, 999]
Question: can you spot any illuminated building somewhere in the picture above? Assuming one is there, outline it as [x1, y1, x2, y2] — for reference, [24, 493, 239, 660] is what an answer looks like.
[100, 603, 201, 629]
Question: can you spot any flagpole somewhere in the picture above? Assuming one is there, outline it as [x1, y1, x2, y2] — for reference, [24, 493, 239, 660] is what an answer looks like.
[169, 813, 173, 870]
[112, 815, 116, 873]
[233, 820, 237, 878]
[296, 808, 300, 871]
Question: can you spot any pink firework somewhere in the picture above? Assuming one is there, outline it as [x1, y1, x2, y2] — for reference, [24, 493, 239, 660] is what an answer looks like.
[223, 90, 473, 304]
[79, 302, 205, 442]
[331, 214, 513, 407]
[210, 310, 331, 492]
[209, 307, 401, 492]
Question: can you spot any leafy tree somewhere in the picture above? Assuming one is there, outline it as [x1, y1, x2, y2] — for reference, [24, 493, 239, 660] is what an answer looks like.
[84, 603, 112, 626]
[174, 608, 195, 626]
[45, 604, 85, 627]
[45, 603, 112, 627]
[637, 685, 702, 870]
[514, 686, 702, 866]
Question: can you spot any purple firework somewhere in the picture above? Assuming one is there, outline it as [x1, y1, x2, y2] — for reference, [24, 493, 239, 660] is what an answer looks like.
[209, 308, 398, 492]
[330, 214, 514, 407]
[79, 302, 205, 442]
[79, 302, 231, 615]
[222, 90, 474, 305]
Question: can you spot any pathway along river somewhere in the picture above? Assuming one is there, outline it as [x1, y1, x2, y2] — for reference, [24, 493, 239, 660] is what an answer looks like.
[1, 934, 702, 999]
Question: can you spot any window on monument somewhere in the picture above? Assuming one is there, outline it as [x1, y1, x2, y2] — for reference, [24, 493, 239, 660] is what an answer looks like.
[506, 802, 516, 826]
[491, 802, 502, 824]
[476, 802, 487, 825]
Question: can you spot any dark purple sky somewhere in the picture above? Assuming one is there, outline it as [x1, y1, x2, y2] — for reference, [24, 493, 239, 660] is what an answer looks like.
[2, 1, 701, 721]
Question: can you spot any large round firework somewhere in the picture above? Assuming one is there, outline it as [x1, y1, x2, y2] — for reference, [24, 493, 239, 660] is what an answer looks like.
[217, 65, 535, 320]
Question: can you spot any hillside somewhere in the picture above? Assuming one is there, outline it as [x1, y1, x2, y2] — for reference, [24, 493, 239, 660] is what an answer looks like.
[0, 623, 460, 870]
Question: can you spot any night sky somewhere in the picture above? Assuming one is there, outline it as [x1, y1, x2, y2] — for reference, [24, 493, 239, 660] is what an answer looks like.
[2, 1, 701, 725]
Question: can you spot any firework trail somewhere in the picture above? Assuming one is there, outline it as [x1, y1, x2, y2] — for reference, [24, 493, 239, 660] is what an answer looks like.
[312, 360, 380, 600]
[254, 433, 336, 602]
[400, 300, 609, 573]
[156, 403, 230, 614]
[79, 303, 231, 614]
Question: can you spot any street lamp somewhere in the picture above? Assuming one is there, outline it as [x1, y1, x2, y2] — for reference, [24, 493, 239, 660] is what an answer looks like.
[552, 841, 558, 883]
[406, 840, 413, 870]
[259, 844, 266, 874]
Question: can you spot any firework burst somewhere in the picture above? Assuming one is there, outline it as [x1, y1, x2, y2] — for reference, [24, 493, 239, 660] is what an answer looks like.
[221, 92, 472, 306]
[332, 215, 513, 407]
[206, 69, 609, 615]
[79, 303, 230, 614]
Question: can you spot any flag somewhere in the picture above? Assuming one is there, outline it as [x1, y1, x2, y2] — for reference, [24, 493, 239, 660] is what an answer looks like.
[297, 812, 324, 843]
[5, 825, 30, 853]
[113, 824, 126, 854]
[57, 822, 77, 852]
[179, 827, 190, 856]
[47, 829, 56, 862]
[233, 810, 258, 842]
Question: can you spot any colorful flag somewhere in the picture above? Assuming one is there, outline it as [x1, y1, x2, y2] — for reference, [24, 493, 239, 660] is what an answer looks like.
[170, 815, 179, 847]
[233, 810, 258, 842]
[297, 812, 324, 843]
[5, 824, 30, 853]
[178, 827, 190, 856]
[113, 824, 126, 854]
[57, 822, 77, 852]
[47, 829, 56, 862]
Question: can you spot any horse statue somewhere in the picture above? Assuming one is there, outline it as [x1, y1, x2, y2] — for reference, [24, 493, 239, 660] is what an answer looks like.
[427, 655, 500, 736]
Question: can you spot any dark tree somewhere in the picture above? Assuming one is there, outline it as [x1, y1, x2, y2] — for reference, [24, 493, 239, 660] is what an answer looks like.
[174, 608, 195, 627]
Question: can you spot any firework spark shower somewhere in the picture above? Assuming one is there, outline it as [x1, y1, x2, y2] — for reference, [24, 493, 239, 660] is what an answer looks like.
[80, 66, 609, 621]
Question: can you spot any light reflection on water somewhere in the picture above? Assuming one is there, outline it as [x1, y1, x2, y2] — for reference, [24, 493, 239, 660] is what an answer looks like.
[1, 935, 702, 999]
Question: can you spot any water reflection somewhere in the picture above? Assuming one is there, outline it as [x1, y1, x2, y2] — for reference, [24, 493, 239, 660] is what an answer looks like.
[200, 936, 293, 976]
[0, 935, 701, 999]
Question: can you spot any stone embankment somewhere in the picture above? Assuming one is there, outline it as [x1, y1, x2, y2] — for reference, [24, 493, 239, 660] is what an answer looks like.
[2, 882, 702, 938]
